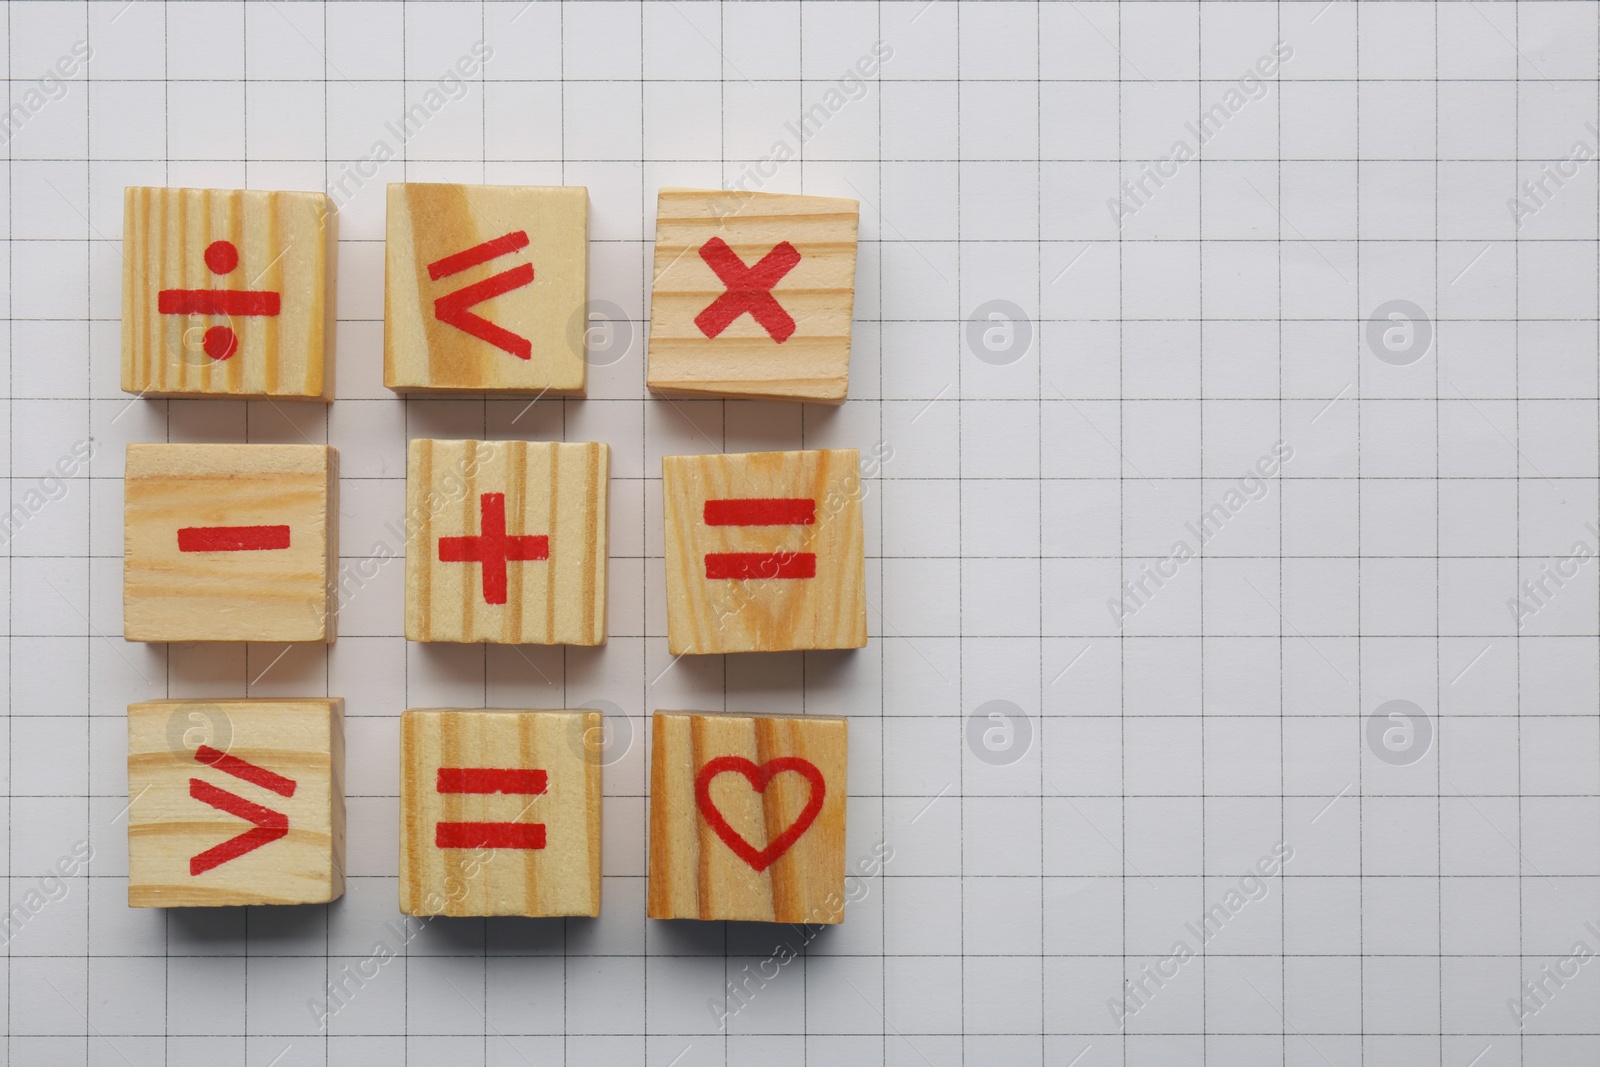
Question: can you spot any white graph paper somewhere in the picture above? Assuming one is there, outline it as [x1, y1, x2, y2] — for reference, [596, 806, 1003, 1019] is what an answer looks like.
[3, 1, 1599, 1064]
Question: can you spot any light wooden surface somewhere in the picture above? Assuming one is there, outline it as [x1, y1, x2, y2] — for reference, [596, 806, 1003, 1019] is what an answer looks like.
[385, 182, 588, 394]
[405, 438, 608, 645]
[663, 448, 866, 654]
[400, 709, 603, 917]
[648, 710, 847, 924]
[128, 699, 345, 907]
[123, 444, 337, 643]
[647, 188, 858, 403]
[122, 185, 335, 401]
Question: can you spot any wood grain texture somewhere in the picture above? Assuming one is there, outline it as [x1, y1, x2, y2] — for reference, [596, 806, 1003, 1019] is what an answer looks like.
[123, 444, 337, 643]
[647, 188, 858, 403]
[663, 448, 866, 654]
[648, 710, 847, 924]
[384, 182, 587, 394]
[128, 699, 345, 907]
[400, 709, 602, 917]
[121, 186, 335, 401]
[405, 438, 607, 645]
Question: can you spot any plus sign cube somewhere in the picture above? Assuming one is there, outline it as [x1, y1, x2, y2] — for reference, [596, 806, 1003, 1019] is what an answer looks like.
[122, 186, 335, 401]
[385, 183, 588, 394]
[405, 439, 608, 645]
[647, 188, 859, 403]
[662, 448, 867, 654]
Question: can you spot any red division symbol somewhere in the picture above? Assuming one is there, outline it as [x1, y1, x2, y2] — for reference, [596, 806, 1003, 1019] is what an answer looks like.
[693, 237, 801, 344]
[694, 755, 826, 872]
[437, 492, 549, 606]
[428, 230, 536, 360]
[158, 239, 282, 361]
[435, 765, 548, 851]
[177, 524, 291, 552]
[187, 745, 297, 877]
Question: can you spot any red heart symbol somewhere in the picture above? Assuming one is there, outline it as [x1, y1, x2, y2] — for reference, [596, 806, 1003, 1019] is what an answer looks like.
[694, 755, 826, 872]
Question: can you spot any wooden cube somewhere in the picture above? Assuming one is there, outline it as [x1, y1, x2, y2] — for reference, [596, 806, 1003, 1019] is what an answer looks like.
[400, 709, 602, 917]
[124, 444, 337, 643]
[663, 448, 866, 654]
[122, 186, 335, 401]
[647, 188, 858, 403]
[128, 698, 345, 907]
[385, 182, 588, 394]
[405, 438, 608, 645]
[648, 710, 847, 924]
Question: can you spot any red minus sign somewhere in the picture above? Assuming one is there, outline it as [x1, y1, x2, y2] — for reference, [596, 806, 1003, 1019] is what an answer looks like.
[178, 525, 291, 552]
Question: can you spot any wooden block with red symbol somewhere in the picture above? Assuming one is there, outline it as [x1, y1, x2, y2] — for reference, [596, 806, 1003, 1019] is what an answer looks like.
[121, 186, 335, 401]
[123, 444, 337, 643]
[647, 188, 859, 403]
[404, 438, 608, 644]
[127, 698, 345, 907]
[648, 710, 847, 924]
[662, 448, 866, 654]
[384, 183, 588, 394]
[400, 708, 603, 917]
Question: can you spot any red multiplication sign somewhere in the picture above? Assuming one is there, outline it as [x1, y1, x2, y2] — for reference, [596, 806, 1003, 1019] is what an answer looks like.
[694, 236, 801, 344]
[701, 496, 817, 580]
[435, 765, 548, 851]
[157, 239, 282, 362]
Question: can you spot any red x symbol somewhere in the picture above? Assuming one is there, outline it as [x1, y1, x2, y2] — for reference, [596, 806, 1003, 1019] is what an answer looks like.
[438, 492, 550, 605]
[693, 236, 801, 344]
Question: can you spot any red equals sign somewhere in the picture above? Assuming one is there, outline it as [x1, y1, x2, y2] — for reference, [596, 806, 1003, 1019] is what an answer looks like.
[702, 497, 817, 580]
[435, 767, 547, 850]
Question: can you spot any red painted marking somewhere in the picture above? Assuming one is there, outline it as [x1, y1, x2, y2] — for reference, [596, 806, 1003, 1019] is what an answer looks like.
[204, 240, 239, 275]
[178, 524, 291, 553]
[429, 231, 536, 360]
[195, 745, 297, 798]
[427, 230, 530, 280]
[437, 768, 548, 795]
[158, 288, 282, 317]
[437, 492, 549, 605]
[158, 237, 281, 361]
[202, 325, 239, 360]
[187, 778, 290, 876]
[704, 497, 816, 526]
[694, 756, 826, 872]
[693, 236, 801, 344]
[704, 552, 816, 580]
[435, 821, 546, 850]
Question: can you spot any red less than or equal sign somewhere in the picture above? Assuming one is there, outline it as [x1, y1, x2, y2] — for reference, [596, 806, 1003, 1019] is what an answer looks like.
[434, 767, 548, 850]
[702, 497, 817, 580]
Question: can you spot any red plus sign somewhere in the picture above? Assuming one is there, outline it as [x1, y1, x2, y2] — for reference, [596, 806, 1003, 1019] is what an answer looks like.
[437, 492, 549, 605]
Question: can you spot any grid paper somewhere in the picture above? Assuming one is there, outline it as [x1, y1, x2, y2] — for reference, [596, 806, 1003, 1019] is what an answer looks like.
[4, 0, 1600, 1063]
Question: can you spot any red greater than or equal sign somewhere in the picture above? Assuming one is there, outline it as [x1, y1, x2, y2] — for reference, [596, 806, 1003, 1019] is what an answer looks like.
[702, 497, 817, 580]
